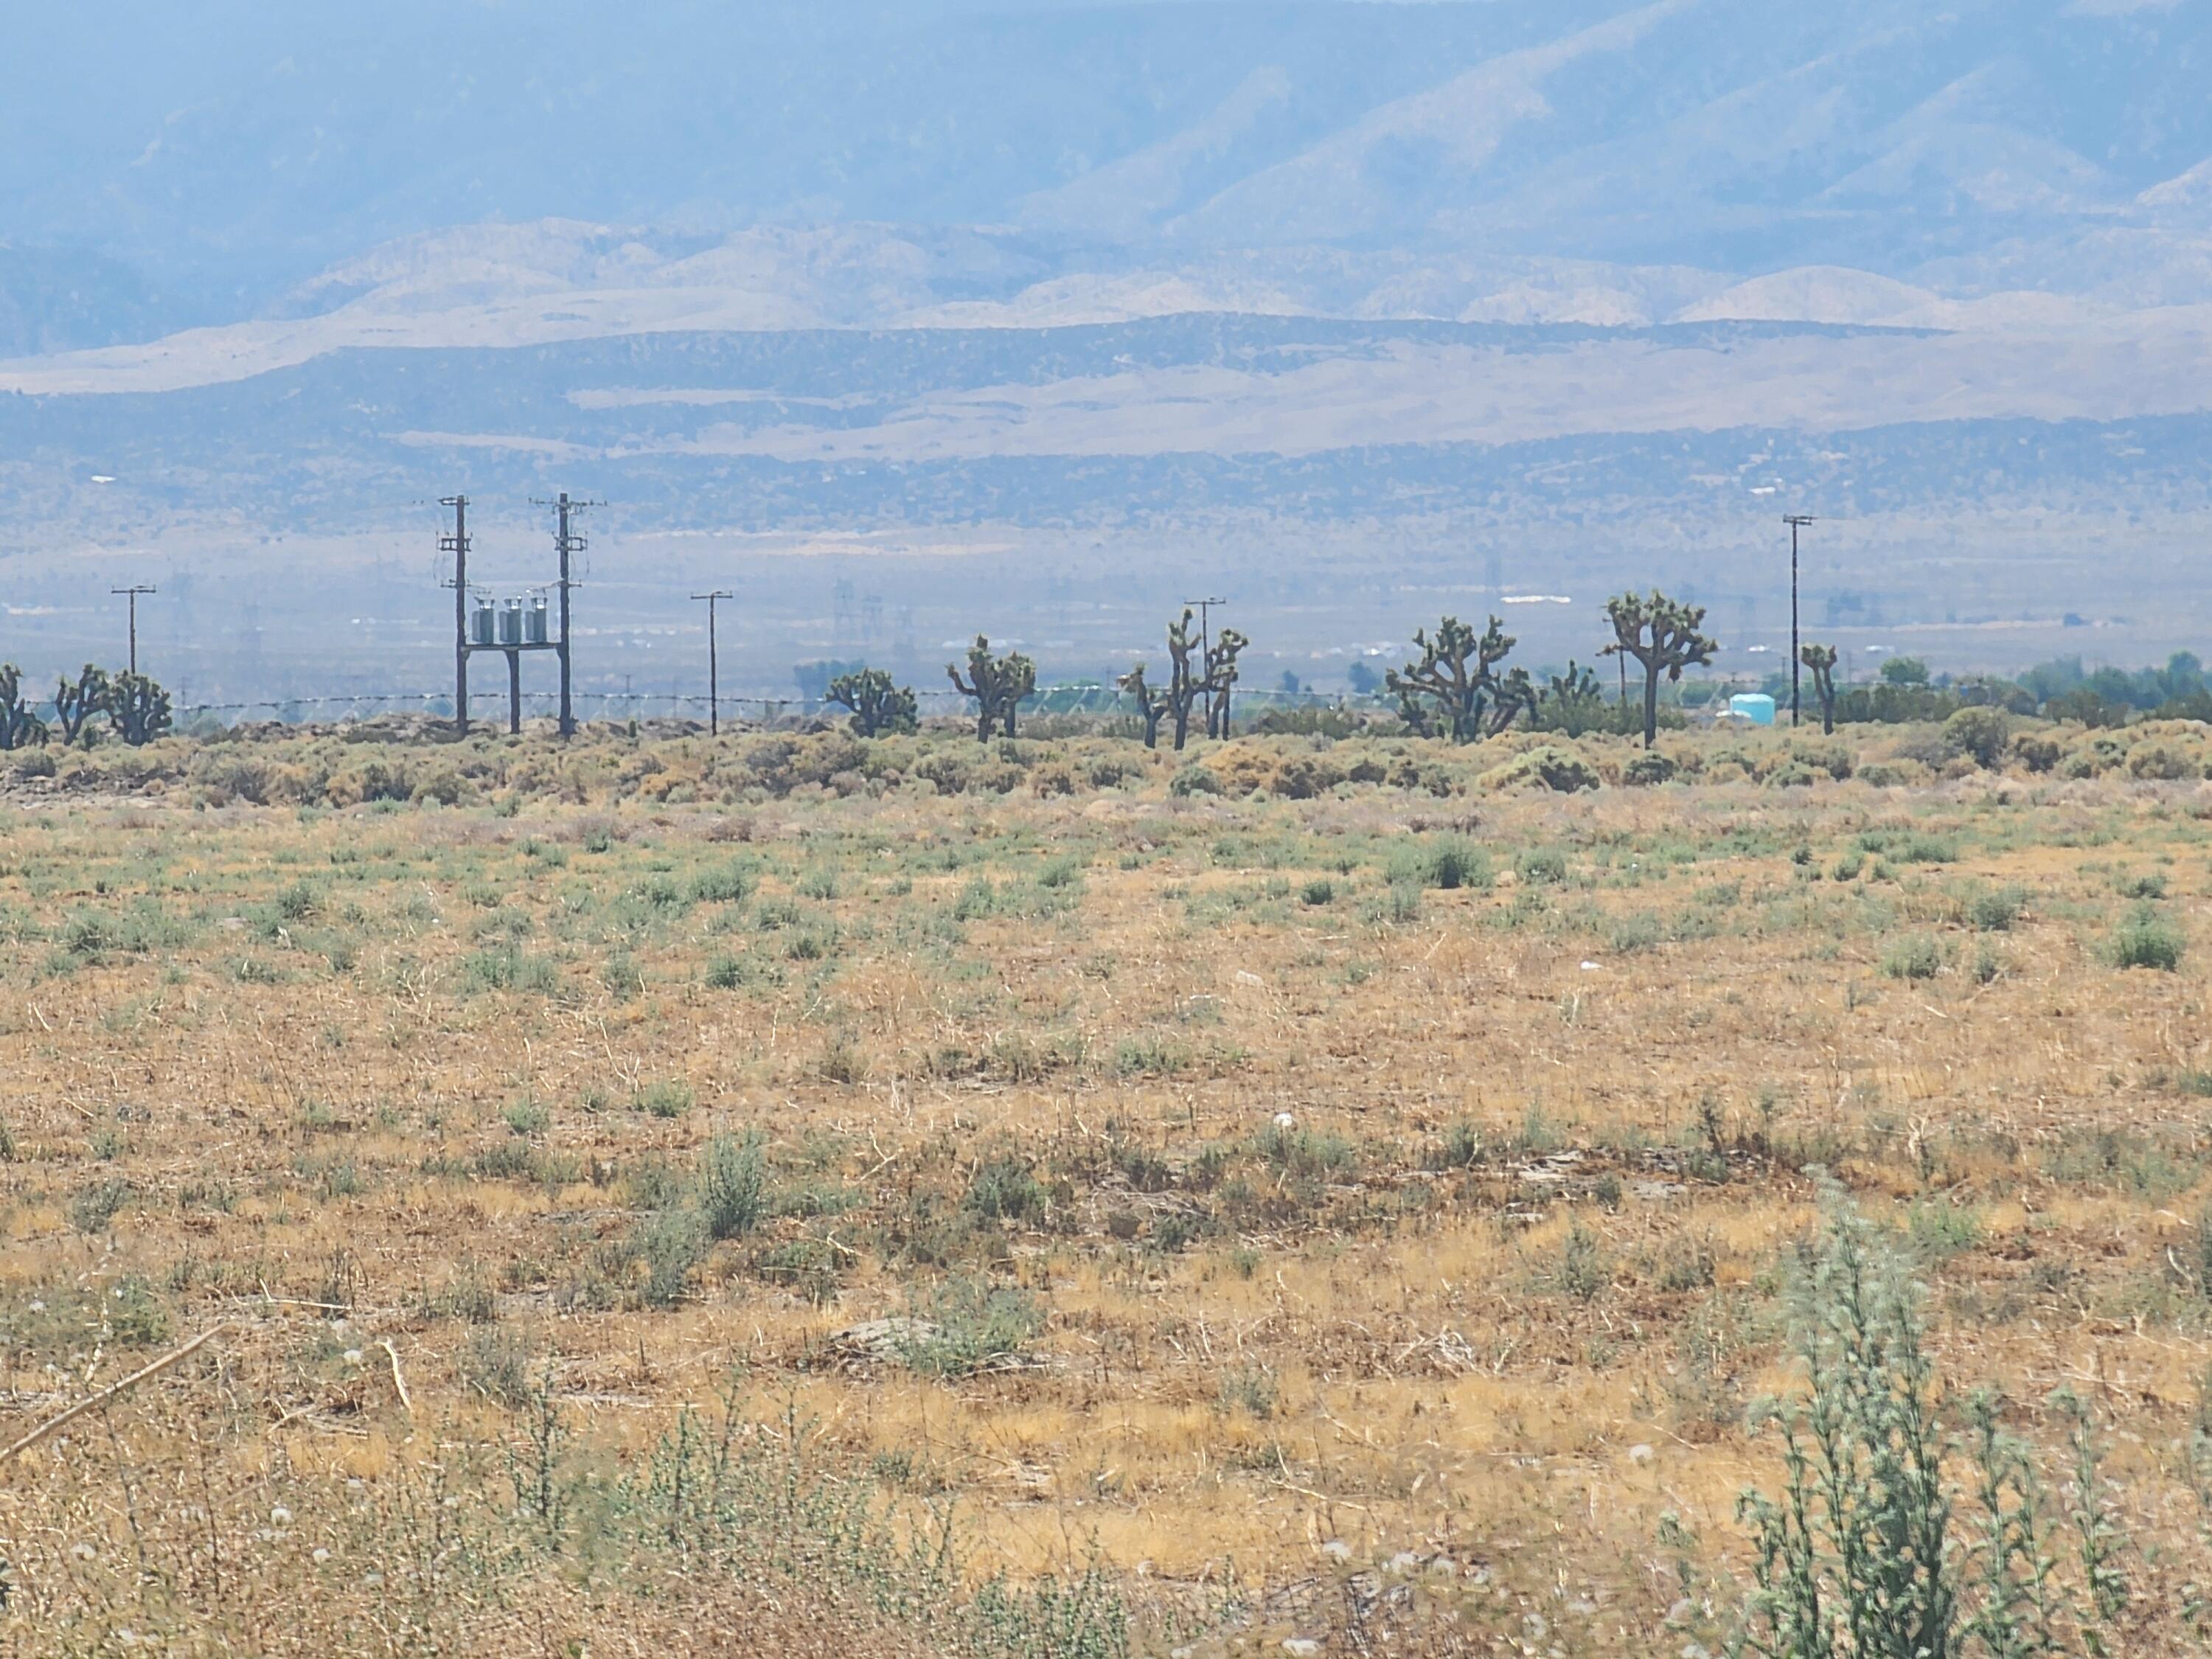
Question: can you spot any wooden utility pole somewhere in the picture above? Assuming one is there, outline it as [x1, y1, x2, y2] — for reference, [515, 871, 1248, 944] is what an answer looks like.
[1784, 515, 1817, 728]
[111, 585, 156, 674]
[692, 590, 734, 734]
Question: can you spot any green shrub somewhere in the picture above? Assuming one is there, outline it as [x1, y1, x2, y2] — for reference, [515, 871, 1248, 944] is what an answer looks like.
[2128, 741, 2197, 781]
[1168, 766, 1221, 796]
[1298, 877, 1335, 906]
[1941, 706, 2011, 769]
[1966, 886, 2025, 931]
[636, 1080, 694, 1119]
[68, 1178, 131, 1235]
[1516, 847, 1569, 886]
[698, 1132, 767, 1240]
[1881, 936, 1943, 980]
[898, 1278, 1044, 1377]
[2110, 903, 2183, 970]
[964, 1155, 1046, 1223]
[1623, 751, 1678, 786]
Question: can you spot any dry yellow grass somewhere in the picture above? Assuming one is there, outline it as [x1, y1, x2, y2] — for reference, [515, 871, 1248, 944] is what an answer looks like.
[4, 720, 2212, 1654]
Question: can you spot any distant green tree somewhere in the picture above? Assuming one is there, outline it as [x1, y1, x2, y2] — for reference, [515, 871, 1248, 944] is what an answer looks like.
[1880, 655, 1931, 686]
[825, 667, 918, 737]
[947, 636, 1035, 742]
[1346, 659, 1380, 695]
[1602, 591, 1719, 750]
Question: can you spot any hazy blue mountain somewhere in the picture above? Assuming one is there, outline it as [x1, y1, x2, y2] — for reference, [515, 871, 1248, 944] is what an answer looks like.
[7, 0, 2209, 336]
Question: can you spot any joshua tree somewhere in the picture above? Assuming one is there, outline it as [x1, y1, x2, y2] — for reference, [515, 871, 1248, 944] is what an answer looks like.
[1158, 610, 1213, 751]
[53, 664, 109, 747]
[0, 664, 50, 750]
[105, 671, 172, 746]
[1602, 591, 1718, 749]
[1117, 663, 1172, 748]
[1385, 615, 1532, 742]
[1204, 627, 1248, 739]
[947, 636, 1036, 741]
[826, 667, 919, 737]
[1801, 642, 1840, 735]
[1537, 660, 1610, 737]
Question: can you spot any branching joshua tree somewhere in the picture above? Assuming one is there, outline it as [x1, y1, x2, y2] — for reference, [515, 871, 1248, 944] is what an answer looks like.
[1385, 615, 1532, 742]
[1164, 611, 1211, 751]
[0, 664, 50, 750]
[1117, 663, 1172, 749]
[53, 664, 109, 747]
[1801, 642, 1840, 735]
[947, 636, 1036, 741]
[826, 667, 919, 737]
[1538, 660, 1610, 737]
[1204, 627, 1248, 739]
[105, 672, 172, 747]
[1601, 591, 1718, 749]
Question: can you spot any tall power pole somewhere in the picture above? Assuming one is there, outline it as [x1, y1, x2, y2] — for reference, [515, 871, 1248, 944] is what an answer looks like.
[1784, 515, 1817, 728]
[110, 585, 156, 674]
[439, 495, 470, 732]
[692, 590, 733, 735]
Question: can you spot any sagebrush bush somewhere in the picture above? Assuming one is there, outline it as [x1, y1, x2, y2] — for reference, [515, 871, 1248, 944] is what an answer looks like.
[2110, 903, 2183, 970]
[698, 1131, 767, 1240]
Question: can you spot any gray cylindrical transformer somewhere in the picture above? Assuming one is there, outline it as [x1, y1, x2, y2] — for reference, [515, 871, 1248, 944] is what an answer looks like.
[499, 598, 524, 645]
[526, 597, 549, 644]
[472, 599, 495, 645]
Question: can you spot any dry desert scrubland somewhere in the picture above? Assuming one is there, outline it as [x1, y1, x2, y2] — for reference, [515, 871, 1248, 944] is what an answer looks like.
[9, 714, 2212, 1656]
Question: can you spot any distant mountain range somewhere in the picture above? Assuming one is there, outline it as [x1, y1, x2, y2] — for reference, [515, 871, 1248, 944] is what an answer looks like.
[7, 0, 2211, 350]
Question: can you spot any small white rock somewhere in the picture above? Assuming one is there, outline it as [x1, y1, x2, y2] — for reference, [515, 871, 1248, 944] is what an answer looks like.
[1319, 1538, 1353, 1562]
[271, 1505, 293, 1526]
[313, 1547, 330, 1564]
[1629, 1443, 1655, 1464]
[1274, 1111, 1296, 1129]
[1580, 960, 1600, 971]
[343, 1349, 364, 1366]
[1283, 1642, 1323, 1658]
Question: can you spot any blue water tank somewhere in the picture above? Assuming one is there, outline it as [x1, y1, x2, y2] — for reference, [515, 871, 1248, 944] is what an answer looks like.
[1730, 693, 1777, 726]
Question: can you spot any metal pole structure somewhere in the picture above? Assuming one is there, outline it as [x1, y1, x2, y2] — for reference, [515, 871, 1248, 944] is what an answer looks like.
[111, 585, 156, 675]
[439, 495, 470, 733]
[1784, 515, 1816, 728]
[539, 493, 599, 740]
[692, 591, 734, 735]
[1183, 594, 1225, 735]
[507, 649, 522, 735]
